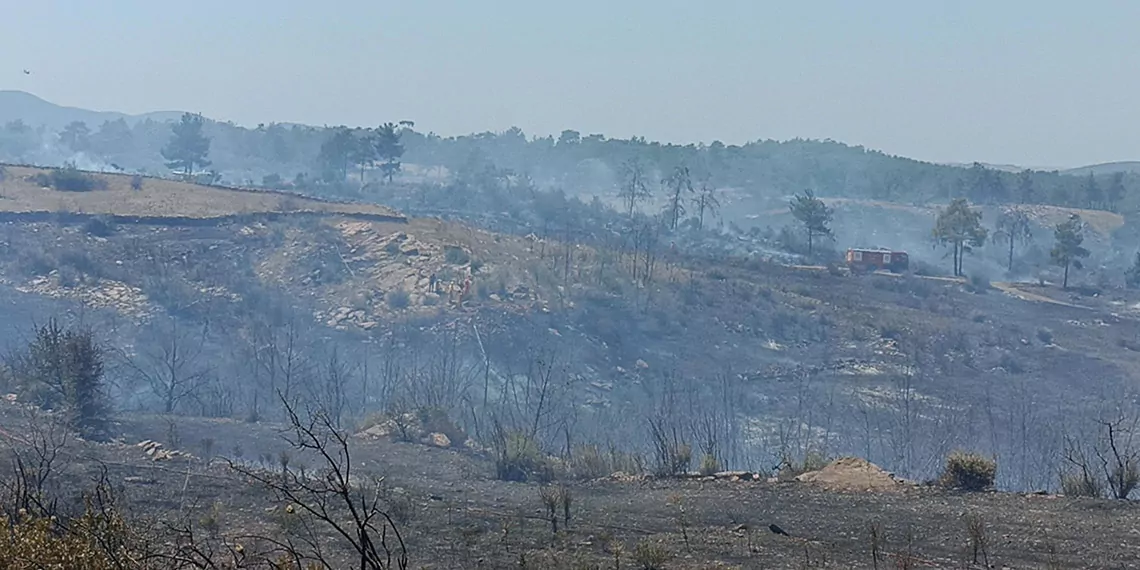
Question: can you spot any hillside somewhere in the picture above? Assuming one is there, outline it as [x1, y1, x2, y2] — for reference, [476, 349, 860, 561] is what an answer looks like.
[0, 165, 403, 221]
[0, 167, 1138, 566]
[743, 195, 1127, 280]
[0, 167, 1138, 493]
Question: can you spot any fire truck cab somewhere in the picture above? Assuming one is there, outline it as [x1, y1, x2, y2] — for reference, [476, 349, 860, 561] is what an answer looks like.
[846, 248, 909, 273]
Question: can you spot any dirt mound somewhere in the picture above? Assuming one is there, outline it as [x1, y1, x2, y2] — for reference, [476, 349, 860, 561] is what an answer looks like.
[794, 457, 906, 492]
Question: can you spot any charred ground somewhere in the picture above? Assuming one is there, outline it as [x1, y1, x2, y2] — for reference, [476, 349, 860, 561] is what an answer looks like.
[0, 166, 1139, 566]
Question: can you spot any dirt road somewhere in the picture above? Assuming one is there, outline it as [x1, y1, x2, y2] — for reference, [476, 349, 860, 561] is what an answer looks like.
[785, 263, 1096, 312]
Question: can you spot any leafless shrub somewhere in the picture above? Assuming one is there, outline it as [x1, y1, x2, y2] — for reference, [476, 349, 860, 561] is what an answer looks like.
[964, 513, 989, 567]
[1097, 417, 1140, 499]
[647, 417, 691, 477]
[567, 444, 644, 480]
[632, 539, 669, 570]
[800, 542, 828, 569]
[868, 521, 886, 570]
[199, 437, 215, 463]
[0, 414, 69, 521]
[1064, 416, 1140, 499]
[198, 502, 223, 538]
[778, 450, 831, 481]
[165, 418, 181, 449]
[538, 485, 564, 534]
[560, 485, 573, 527]
[891, 525, 918, 570]
[667, 493, 690, 552]
[383, 489, 414, 527]
[1046, 541, 1063, 570]
[607, 540, 625, 570]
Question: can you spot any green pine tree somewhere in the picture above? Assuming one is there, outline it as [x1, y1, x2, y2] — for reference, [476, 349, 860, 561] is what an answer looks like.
[161, 113, 211, 177]
[789, 189, 834, 255]
[932, 198, 987, 276]
[1050, 214, 1090, 288]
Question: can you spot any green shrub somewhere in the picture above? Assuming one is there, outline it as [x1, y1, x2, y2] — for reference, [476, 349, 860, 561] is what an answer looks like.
[16, 251, 55, 277]
[998, 353, 1024, 374]
[35, 164, 106, 192]
[494, 430, 551, 483]
[262, 173, 283, 187]
[1060, 472, 1103, 498]
[416, 407, 465, 446]
[0, 502, 138, 569]
[567, 444, 644, 480]
[444, 245, 470, 265]
[386, 288, 410, 309]
[82, 215, 117, 237]
[940, 451, 996, 491]
[1037, 327, 1054, 344]
[967, 272, 991, 293]
[130, 174, 143, 191]
[698, 453, 720, 476]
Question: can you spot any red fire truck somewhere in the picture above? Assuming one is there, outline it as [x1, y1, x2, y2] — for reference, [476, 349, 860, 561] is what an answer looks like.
[846, 248, 909, 273]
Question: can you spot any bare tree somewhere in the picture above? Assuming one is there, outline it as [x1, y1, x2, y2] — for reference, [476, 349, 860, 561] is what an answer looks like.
[662, 165, 693, 230]
[311, 346, 355, 429]
[119, 316, 213, 414]
[0, 412, 69, 520]
[1061, 413, 1140, 499]
[994, 207, 1033, 272]
[648, 415, 692, 477]
[231, 395, 408, 569]
[1096, 415, 1139, 499]
[692, 175, 721, 230]
[242, 315, 313, 421]
[617, 157, 652, 218]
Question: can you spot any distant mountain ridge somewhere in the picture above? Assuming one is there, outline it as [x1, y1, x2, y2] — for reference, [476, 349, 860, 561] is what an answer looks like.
[938, 161, 1077, 173]
[0, 90, 183, 129]
[1061, 161, 1140, 177]
[3, 90, 1137, 177]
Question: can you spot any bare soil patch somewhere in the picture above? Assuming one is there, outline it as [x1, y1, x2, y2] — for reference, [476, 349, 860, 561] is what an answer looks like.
[0, 165, 402, 220]
[794, 456, 909, 493]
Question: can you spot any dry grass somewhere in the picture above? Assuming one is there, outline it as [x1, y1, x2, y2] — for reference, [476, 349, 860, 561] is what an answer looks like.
[0, 165, 402, 220]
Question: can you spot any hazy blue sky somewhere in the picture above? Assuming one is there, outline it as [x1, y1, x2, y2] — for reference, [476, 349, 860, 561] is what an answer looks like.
[3, 1, 1139, 167]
